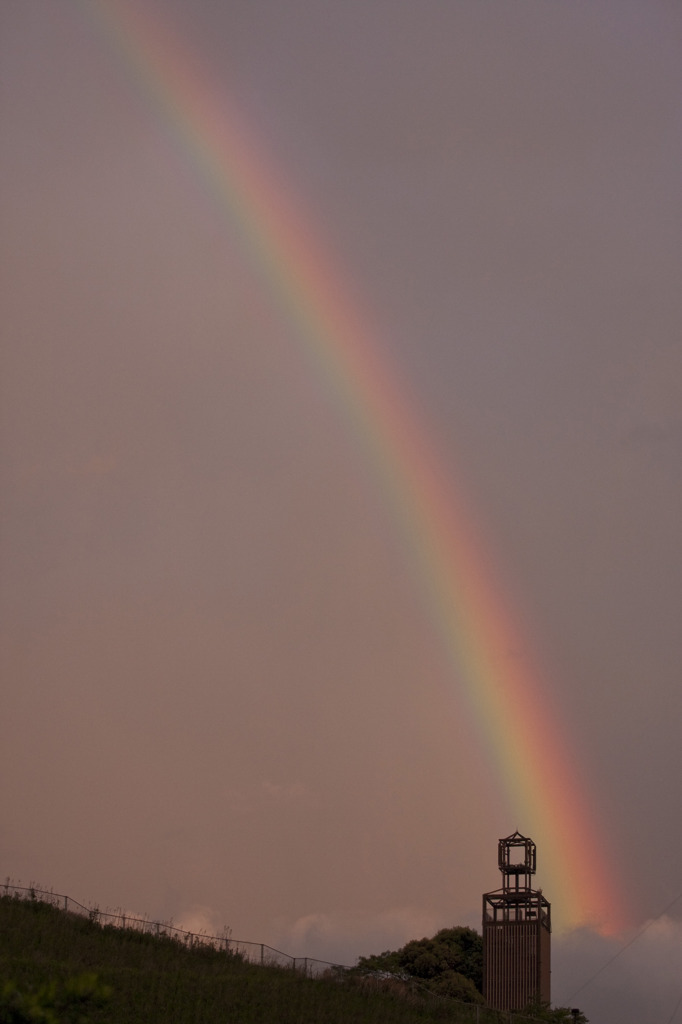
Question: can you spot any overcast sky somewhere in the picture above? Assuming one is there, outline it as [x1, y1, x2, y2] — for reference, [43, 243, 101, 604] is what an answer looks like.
[2, 2, 681, 1022]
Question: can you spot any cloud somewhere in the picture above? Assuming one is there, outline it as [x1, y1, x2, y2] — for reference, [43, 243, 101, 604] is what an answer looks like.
[174, 905, 223, 937]
[273, 907, 442, 966]
[261, 780, 309, 803]
[553, 916, 682, 1024]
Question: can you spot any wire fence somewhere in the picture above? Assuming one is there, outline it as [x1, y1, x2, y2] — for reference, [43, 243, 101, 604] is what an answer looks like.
[1, 881, 557, 1024]
[1, 881, 345, 978]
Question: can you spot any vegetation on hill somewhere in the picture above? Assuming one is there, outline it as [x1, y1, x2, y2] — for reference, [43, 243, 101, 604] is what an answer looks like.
[353, 926, 484, 1003]
[0, 972, 111, 1023]
[353, 927, 587, 1024]
[0, 894, 585, 1023]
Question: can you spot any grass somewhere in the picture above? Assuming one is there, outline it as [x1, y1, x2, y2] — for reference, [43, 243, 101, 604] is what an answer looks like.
[0, 894, 515, 1023]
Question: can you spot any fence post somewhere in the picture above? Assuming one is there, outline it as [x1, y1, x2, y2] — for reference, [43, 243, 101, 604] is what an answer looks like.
[64, 896, 68, 912]
[260, 944, 264, 965]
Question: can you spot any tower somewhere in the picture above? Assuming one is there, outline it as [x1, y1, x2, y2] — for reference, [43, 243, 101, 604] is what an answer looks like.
[482, 831, 551, 1011]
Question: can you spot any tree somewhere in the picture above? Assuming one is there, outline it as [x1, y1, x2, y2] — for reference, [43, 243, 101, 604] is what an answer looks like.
[353, 926, 484, 1002]
[0, 974, 111, 1023]
[521, 1001, 589, 1024]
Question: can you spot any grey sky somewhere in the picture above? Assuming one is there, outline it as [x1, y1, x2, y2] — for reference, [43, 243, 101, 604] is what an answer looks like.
[2, 2, 681, 1021]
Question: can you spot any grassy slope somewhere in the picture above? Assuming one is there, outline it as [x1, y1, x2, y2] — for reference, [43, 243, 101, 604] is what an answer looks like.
[0, 896, 493, 1024]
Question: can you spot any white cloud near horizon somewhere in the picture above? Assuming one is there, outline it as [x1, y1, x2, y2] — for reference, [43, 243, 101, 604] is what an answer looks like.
[553, 916, 682, 1024]
[273, 906, 444, 965]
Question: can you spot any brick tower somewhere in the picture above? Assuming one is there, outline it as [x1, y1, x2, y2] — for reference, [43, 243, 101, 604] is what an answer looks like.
[482, 831, 551, 1010]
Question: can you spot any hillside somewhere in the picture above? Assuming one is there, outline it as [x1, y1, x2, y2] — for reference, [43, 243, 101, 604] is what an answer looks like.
[0, 894, 533, 1024]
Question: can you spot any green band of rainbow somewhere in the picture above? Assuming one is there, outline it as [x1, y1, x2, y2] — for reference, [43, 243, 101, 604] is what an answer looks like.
[79, 0, 627, 933]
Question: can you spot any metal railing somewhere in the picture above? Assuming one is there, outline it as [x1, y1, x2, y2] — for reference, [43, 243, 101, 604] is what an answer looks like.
[1, 882, 345, 978]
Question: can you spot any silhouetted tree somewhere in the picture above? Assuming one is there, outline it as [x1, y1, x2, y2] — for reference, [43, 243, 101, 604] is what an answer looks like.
[522, 1001, 589, 1024]
[0, 974, 111, 1023]
[353, 925, 484, 1002]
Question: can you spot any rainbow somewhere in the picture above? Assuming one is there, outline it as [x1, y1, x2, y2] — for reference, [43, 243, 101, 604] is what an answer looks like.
[78, 0, 626, 932]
